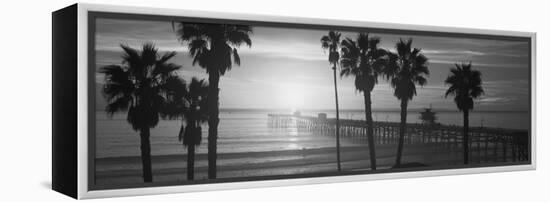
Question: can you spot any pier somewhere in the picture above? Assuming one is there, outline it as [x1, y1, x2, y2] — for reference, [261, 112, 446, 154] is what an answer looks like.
[268, 114, 529, 163]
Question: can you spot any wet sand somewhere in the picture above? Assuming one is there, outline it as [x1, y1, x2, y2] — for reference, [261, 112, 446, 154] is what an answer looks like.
[94, 142, 504, 186]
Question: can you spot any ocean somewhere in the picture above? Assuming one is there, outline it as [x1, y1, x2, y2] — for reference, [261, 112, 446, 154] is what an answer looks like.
[95, 109, 529, 159]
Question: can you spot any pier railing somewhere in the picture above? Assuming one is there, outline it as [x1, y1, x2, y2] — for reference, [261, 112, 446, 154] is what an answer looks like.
[268, 114, 529, 163]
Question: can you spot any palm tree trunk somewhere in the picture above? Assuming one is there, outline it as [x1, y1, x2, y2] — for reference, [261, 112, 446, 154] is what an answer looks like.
[139, 128, 152, 182]
[463, 110, 469, 164]
[363, 91, 376, 170]
[208, 71, 220, 179]
[332, 64, 341, 171]
[187, 144, 195, 180]
[395, 99, 408, 166]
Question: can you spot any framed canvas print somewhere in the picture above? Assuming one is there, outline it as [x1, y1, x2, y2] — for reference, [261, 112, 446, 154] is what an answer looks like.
[52, 3, 536, 199]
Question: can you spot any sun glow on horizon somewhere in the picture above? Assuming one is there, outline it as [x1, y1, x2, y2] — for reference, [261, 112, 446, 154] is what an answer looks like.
[278, 83, 306, 112]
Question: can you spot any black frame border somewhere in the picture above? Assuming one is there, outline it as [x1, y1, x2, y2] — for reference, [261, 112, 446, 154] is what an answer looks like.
[52, 4, 79, 198]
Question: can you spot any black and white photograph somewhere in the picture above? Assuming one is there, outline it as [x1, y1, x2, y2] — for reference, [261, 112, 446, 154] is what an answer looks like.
[6, 0, 550, 201]
[91, 14, 531, 188]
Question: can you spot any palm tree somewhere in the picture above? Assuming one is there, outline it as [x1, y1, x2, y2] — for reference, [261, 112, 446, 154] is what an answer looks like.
[164, 77, 209, 180]
[321, 30, 343, 171]
[100, 43, 186, 182]
[385, 39, 429, 167]
[444, 62, 484, 164]
[340, 33, 388, 170]
[174, 22, 252, 179]
[180, 78, 209, 180]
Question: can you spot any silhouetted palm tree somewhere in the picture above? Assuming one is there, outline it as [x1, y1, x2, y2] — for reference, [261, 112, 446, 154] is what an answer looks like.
[164, 77, 209, 180]
[174, 22, 252, 179]
[444, 62, 484, 164]
[385, 39, 429, 166]
[321, 30, 343, 171]
[340, 33, 388, 170]
[181, 78, 208, 180]
[100, 43, 185, 182]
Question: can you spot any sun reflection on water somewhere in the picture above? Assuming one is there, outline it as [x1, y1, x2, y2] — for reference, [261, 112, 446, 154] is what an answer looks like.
[287, 143, 299, 149]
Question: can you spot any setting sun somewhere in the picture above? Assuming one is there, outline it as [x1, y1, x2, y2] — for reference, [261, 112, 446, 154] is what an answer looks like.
[278, 83, 305, 111]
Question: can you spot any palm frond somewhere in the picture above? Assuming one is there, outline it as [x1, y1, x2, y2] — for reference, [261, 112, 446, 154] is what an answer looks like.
[175, 23, 252, 75]
[105, 94, 132, 116]
[232, 48, 241, 66]
[175, 23, 206, 42]
[444, 62, 484, 111]
[100, 65, 129, 83]
[100, 43, 187, 130]
[320, 36, 331, 49]
[178, 123, 185, 142]
[386, 39, 430, 101]
[120, 44, 143, 78]
[227, 25, 252, 47]
[321, 30, 342, 65]
[157, 51, 177, 64]
[339, 33, 388, 92]
[140, 43, 159, 67]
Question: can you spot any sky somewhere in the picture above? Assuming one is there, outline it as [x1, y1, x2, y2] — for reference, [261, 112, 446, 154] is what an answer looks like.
[94, 18, 531, 112]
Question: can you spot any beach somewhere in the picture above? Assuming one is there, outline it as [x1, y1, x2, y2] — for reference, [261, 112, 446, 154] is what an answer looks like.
[96, 143, 484, 185]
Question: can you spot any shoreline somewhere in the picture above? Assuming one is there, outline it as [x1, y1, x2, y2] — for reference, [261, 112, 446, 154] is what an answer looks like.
[95, 142, 523, 185]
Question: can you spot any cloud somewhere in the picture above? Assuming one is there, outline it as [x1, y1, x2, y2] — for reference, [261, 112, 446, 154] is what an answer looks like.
[422, 49, 486, 56]
[478, 97, 512, 103]
[429, 59, 526, 69]
[93, 18, 530, 111]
